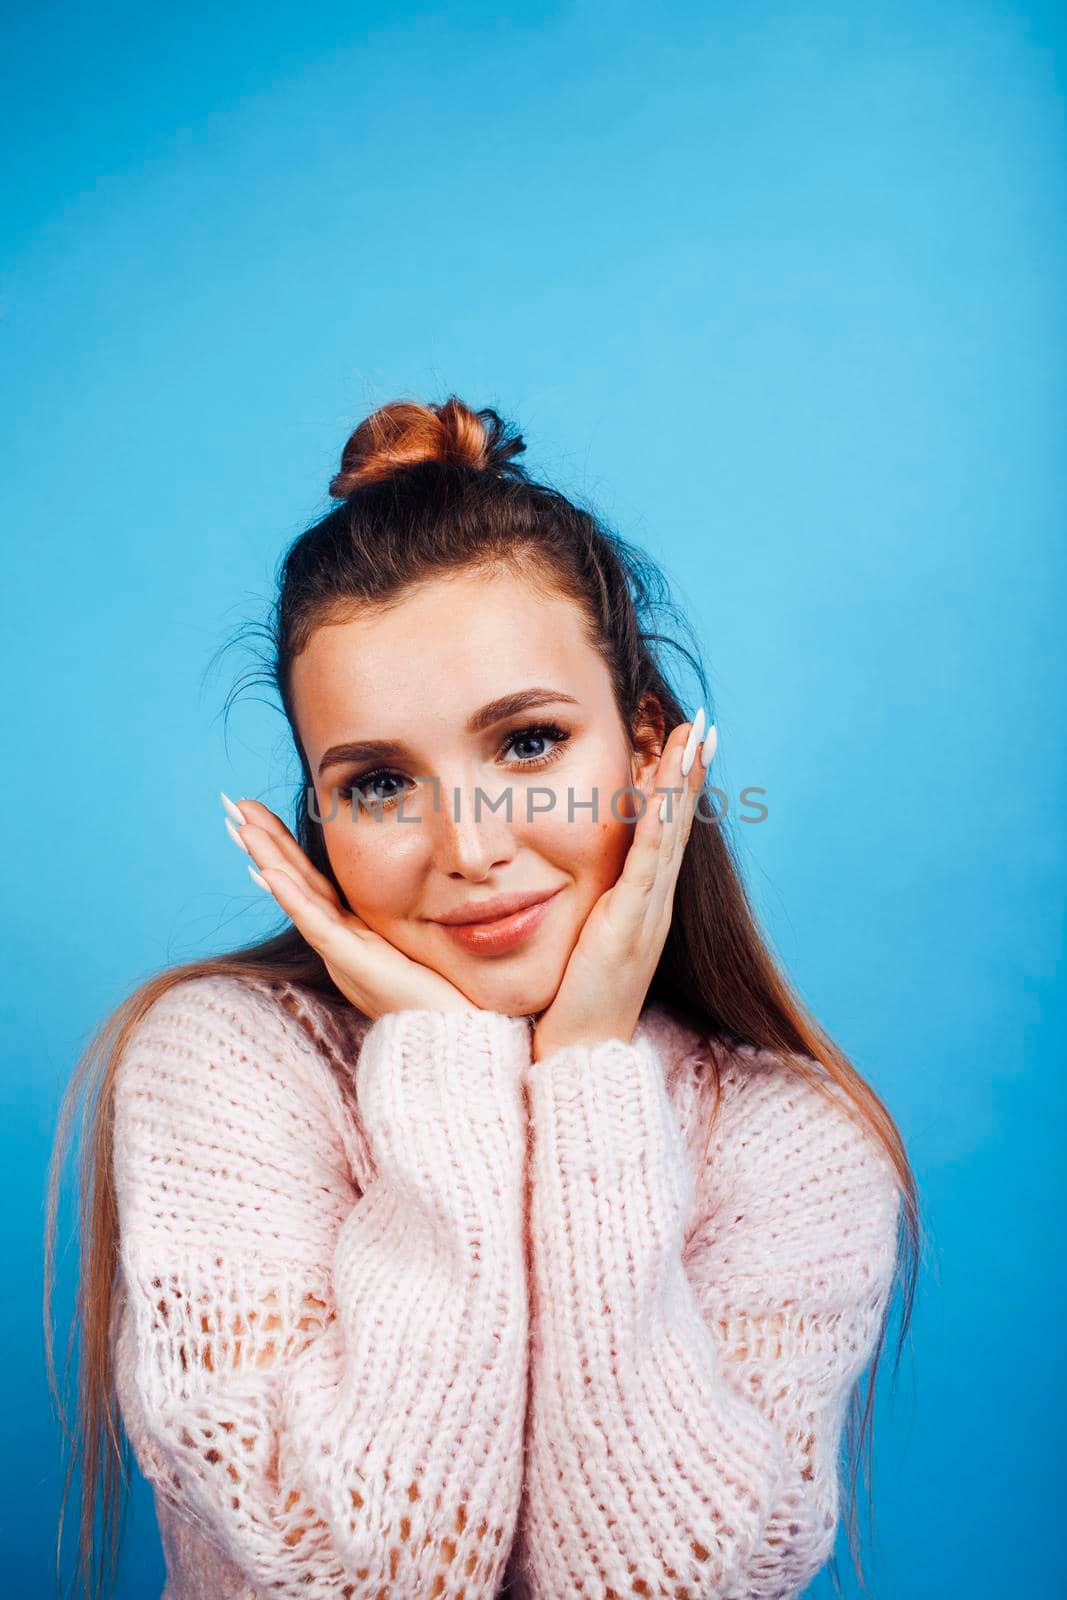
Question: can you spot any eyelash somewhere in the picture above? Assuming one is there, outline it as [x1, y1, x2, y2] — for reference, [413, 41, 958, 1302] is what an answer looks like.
[336, 722, 573, 810]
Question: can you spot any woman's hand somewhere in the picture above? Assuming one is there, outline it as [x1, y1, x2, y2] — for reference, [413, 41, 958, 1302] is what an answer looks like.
[530, 710, 716, 1062]
[221, 796, 478, 1021]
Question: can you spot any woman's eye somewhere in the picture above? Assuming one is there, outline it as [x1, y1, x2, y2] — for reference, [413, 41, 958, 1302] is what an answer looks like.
[502, 722, 571, 766]
[339, 771, 412, 808]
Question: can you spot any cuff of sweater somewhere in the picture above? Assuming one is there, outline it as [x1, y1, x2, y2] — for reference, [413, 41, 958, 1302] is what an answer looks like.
[354, 1009, 532, 1218]
[357, 1006, 531, 1112]
[526, 1032, 682, 1184]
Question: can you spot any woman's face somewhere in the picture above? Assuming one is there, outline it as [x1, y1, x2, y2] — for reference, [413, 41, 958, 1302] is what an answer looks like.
[289, 566, 662, 1018]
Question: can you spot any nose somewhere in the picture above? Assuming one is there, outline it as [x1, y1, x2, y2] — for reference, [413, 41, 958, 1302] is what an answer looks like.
[425, 772, 519, 879]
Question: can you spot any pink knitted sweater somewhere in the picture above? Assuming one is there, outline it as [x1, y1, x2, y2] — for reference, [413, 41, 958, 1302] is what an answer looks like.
[110, 973, 900, 1600]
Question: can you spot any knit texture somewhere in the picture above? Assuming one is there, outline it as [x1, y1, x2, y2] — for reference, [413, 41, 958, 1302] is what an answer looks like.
[111, 973, 901, 1600]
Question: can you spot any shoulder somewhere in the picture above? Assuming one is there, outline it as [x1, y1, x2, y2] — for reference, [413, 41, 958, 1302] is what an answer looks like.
[112, 972, 364, 1266]
[117, 970, 309, 1086]
[113, 971, 358, 1171]
[639, 1006, 901, 1268]
[714, 1039, 899, 1198]
[700, 1037, 902, 1289]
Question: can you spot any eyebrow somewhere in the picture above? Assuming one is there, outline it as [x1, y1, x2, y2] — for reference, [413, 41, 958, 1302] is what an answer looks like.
[316, 687, 582, 777]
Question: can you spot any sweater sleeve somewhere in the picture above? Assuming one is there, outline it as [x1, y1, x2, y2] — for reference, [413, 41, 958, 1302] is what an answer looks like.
[112, 975, 531, 1599]
[516, 1030, 901, 1600]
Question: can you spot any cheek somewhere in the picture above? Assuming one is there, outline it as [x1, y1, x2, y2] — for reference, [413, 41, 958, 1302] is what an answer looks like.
[321, 819, 422, 921]
[585, 809, 637, 897]
[528, 763, 636, 899]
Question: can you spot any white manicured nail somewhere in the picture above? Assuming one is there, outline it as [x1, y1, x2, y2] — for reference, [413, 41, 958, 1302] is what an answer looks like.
[224, 816, 249, 854]
[248, 864, 272, 894]
[700, 722, 718, 768]
[221, 790, 247, 826]
[680, 707, 706, 777]
[659, 795, 670, 823]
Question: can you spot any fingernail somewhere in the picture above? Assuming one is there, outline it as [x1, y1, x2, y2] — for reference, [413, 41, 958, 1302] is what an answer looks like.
[699, 723, 718, 768]
[221, 790, 247, 826]
[680, 707, 706, 777]
[224, 816, 249, 854]
[659, 795, 670, 823]
[248, 864, 272, 894]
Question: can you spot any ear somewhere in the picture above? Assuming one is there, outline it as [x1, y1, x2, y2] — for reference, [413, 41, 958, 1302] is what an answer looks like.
[629, 692, 666, 792]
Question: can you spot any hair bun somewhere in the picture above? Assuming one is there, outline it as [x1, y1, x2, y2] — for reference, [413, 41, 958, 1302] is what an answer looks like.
[328, 395, 526, 498]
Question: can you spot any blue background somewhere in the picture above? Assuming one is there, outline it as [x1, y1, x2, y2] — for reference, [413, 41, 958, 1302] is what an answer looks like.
[7, 3, 1063, 1594]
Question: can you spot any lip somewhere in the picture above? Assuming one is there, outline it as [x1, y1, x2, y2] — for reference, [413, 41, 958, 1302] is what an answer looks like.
[431, 888, 563, 927]
[433, 887, 563, 956]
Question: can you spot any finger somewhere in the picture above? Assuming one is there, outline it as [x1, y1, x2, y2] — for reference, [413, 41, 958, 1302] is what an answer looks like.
[251, 864, 463, 1021]
[241, 819, 346, 915]
[613, 720, 691, 903]
[644, 716, 703, 925]
[663, 710, 708, 876]
[252, 861, 372, 970]
[229, 797, 348, 913]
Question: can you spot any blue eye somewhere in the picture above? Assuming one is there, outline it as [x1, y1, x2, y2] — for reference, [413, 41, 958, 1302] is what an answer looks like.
[355, 772, 408, 804]
[504, 722, 571, 765]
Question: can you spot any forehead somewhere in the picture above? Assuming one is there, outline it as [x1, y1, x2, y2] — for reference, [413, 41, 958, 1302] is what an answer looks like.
[290, 567, 605, 744]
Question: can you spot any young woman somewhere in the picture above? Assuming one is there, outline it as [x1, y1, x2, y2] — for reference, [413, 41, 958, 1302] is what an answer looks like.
[46, 396, 921, 1600]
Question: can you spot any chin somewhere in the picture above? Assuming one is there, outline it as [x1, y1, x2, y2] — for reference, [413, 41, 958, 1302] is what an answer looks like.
[467, 983, 557, 1019]
[454, 963, 561, 1020]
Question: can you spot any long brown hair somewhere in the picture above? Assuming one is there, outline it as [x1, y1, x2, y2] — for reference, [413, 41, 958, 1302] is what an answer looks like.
[44, 394, 923, 1600]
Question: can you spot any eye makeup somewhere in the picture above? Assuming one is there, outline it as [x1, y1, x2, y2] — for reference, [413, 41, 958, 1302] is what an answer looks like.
[334, 721, 573, 811]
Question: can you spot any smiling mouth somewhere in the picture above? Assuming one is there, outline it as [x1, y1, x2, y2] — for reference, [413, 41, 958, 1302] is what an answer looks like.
[435, 889, 563, 954]
[432, 889, 562, 927]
